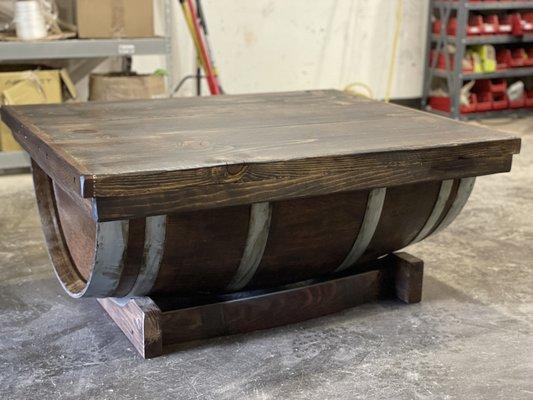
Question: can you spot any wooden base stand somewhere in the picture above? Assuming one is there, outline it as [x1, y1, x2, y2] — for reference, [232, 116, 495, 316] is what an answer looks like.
[98, 252, 423, 359]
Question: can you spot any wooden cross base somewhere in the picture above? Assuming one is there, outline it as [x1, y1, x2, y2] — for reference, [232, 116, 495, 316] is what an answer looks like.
[98, 252, 423, 359]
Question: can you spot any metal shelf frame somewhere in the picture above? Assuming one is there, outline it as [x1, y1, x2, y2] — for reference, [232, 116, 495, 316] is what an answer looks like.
[433, 66, 533, 79]
[0, 151, 30, 172]
[431, 33, 533, 45]
[0, 0, 175, 173]
[428, 105, 531, 120]
[422, 0, 533, 119]
[0, 38, 168, 60]
[0, 0, 174, 85]
[434, 1, 533, 11]
[460, 107, 531, 120]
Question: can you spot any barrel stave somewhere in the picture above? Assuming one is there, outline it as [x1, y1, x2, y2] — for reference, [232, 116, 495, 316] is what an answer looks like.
[36, 158, 472, 298]
[53, 182, 96, 281]
[114, 218, 146, 297]
[151, 206, 250, 294]
[361, 180, 443, 262]
[247, 191, 368, 289]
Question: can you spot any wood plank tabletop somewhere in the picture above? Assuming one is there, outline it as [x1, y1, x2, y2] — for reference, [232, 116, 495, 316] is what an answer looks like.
[1, 90, 520, 201]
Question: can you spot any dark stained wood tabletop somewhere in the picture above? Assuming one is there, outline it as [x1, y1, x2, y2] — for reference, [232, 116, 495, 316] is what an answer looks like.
[1, 90, 520, 201]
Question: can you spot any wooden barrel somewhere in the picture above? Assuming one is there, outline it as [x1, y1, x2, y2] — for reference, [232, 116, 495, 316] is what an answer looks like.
[32, 162, 475, 298]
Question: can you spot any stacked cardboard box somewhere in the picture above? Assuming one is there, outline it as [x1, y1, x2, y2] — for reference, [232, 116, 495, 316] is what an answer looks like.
[0, 68, 76, 151]
[77, 0, 155, 39]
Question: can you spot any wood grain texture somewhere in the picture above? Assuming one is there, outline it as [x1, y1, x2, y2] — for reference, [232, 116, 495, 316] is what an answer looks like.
[34, 162, 128, 298]
[2, 90, 520, 207]
[97, 251, 424, 358]
[226, 202, 272, 291]
[247, 191, 368, 289]
[20, 90, 518, 299]
[91, 152, 513, 222]
[409, 180, 454, 244]
[97, 297, 162, 359]
[161, 270, 383, 345]
[391, 252, 424, 304]
[336, 188, 386, 272]
[113, 218, 146, 297]
[53, 182, 96, 280]
[361, 181, 442, 262]
[146, 184, 433, 295]
[3, 110, 90, 197]
[31, 161, 86, 295]
[151, 205, 250, 294]
[44, 176, 469, 298]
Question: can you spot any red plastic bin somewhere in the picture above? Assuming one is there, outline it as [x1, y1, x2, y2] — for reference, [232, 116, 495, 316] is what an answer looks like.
[506, 13, 533, 36]
[483, 15, 499, 35]
[475, 92, 493, 112]
[498, 14, 512, 34]
[498, 48, 527, 68]
[428, 95, 477, 114]
[447, 15, 483, 36]
[475, 79, 507, 94]
[523, 12, 533, 33]
[510, 48, 527, 67]
[510, 13, 524, 36]
[525, 48, 533, 67]
[429, 50, 473, 72]
[509, 96, 526, 109]
[492, 93, 509, 110]
[432, 18, 442, 35]
[526, 90, 533, 108]
[496, 49, 511, 70]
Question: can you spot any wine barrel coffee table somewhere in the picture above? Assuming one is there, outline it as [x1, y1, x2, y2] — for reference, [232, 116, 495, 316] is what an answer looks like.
[1, 90, 520, 358]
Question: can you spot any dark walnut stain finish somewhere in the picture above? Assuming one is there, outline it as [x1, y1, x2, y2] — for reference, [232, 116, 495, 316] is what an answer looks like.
[1, 90, 519, 219]
[99, 252, 424, 359]
[53, 182, 96, 280]
[152, 206, 250, 294]
[362, 181, 442, 261]
[97, 297, 162, 359]
[31, 161, 86, 295]
[8, 91, 520, 358]
[114, 218, 146, 297]
[248, 191, 369, 289]
[5, 91, 520, 300]
[32, 174, 461, 298]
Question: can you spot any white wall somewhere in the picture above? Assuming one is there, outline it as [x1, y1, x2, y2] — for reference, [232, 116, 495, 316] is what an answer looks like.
[134, 0, 430, 100]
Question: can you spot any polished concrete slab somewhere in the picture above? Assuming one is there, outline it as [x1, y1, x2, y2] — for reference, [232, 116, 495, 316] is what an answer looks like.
[0, 117, 531, 400]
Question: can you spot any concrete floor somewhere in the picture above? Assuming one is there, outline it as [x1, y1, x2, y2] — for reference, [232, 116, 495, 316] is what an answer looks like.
[0, 117, 532, 400]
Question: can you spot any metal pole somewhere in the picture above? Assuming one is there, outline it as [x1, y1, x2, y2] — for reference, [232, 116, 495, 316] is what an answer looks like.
[452, 0, 468, 119]
[421, 0, 435, 110]
[164, 0, 175, 96]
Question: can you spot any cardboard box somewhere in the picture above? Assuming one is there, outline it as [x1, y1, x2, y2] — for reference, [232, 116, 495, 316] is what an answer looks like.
[0, 68, 76, 152]
[89, 73, 166, 101]
[76, 0, 155, 39]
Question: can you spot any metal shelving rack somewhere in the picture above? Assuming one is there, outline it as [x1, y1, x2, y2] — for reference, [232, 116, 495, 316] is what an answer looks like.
[422, 0, 533, 120]
[0, 0, 174, 173]
[0, 37, 169, 60]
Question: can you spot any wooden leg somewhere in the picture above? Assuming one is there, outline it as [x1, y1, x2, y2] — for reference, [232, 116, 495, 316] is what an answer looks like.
[97, 297, 162, 359]
[389, 252, 424, 304]
[98, 252, 424, 359]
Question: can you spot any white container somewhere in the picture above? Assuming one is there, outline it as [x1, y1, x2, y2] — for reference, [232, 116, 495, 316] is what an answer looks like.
[507, 81, 525, 102]
[14, 0, 47, 41]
